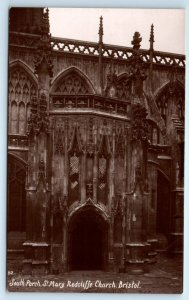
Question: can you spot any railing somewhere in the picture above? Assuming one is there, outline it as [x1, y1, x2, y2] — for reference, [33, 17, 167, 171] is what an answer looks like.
[51, 94, 130, 116]
[10, 32, 185, 68]
[51, 37, 99, 56]
[8, 134, 28, 148]
[152, 51, 185, 67]
[51, 36, 185, 67]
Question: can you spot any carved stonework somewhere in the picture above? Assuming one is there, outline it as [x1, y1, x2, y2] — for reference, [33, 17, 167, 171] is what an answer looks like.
[34, 9, 53, 77]
[27, 96, 38, 135]
[86, 182, 93, 199]
[9, 66, 37, 135]
[37, 92, 50, 134]
[146, 94, 166, 136]
[55, 125, 64, 154]
[97, 134, 110, 205]
[131, 103, 149, 142]
[86, 143, 95, 156]
[156, 81, 184, 123]
[129, 32, 147, 101]
[27, 93, 50, 135]
[105, 66, 132, 101]
[116, 75, 132, 101]
[38, 159, 46, 184]
[68, 127, 82, 205]
[54, 71, 92, 94]
[105, 64, 118, 98]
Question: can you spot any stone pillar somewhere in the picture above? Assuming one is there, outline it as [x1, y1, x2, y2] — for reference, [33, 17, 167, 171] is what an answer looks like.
[23, 10, 53, 274]
[125, 107, 150, 274]
[126, 185, 149, 274]
[124, 32, 150, 274]
[170, 127, 184, 255]
[147, 146, 159, 262]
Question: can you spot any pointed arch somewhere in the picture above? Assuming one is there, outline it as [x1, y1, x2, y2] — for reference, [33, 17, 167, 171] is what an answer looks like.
[9, 60, 38, 135]
[68, 203, 109, 223]
[154, 79, 184, 100]
[68, 126, 83, 154]
[9, 60, 38, 84]
[50, 66, 96, 94]
[67, 205, 109, 270]
[154, 79, 185, 123]
[98, 134, 111, 157]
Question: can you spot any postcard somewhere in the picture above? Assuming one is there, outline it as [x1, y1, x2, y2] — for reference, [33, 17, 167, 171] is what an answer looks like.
[7, 7, 185, 293]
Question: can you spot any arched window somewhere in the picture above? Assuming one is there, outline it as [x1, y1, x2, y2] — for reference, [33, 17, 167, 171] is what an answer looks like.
[52, 68, 94, 94]
[8, 64, 37, 135]
[156, 81, 184, 124]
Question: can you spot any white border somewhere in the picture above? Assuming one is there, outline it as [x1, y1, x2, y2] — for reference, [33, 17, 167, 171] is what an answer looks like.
[0, 1, 188, 299]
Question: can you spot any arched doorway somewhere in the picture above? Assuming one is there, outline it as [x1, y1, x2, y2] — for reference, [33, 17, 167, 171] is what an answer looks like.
[68, 207, 108, 271]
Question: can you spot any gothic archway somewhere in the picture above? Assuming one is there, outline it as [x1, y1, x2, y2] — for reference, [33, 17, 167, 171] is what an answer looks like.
[51, 67, 96, 94]
[67, 207, 108, 270]
[155, 80, 184, 124]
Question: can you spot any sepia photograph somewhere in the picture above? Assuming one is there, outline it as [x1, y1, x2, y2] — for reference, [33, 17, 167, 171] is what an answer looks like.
[7, 7, 185, 293]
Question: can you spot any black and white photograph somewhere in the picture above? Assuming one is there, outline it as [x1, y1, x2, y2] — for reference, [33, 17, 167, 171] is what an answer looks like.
[7, 7, 185, 293]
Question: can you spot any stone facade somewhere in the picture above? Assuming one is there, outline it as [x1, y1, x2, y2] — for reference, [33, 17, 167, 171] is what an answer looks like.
[7, 8, 185, 275]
